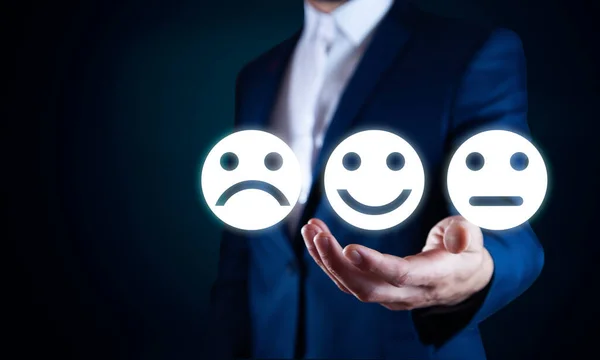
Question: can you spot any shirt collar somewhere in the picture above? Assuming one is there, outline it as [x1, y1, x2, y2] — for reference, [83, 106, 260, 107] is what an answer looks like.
[303, 0, 394, 45]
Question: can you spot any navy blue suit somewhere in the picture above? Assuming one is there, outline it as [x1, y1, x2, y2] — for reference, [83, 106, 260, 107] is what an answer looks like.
[206, 2, 544, 359]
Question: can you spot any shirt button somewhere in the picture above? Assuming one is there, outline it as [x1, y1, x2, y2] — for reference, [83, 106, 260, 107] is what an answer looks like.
[298, 194, 307, 204]
[315, 136, 324, 147]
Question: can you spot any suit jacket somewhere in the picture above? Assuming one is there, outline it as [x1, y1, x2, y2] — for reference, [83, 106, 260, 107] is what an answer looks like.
[206, 1, 544, 359]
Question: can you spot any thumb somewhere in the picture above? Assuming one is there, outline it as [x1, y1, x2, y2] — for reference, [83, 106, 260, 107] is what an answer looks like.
[443, 217, 483, 254]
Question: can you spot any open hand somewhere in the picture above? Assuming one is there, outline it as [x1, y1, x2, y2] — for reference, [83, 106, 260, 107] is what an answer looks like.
[300, 216, 494, 310]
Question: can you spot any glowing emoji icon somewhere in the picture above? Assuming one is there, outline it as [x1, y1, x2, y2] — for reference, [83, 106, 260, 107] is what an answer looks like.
[323, 130, 425, 230]
[446, 130, 548, 230]
[200, 130, 301, 231]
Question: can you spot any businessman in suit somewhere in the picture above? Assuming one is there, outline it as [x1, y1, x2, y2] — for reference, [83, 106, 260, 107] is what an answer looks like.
[207, 0, 544, 358]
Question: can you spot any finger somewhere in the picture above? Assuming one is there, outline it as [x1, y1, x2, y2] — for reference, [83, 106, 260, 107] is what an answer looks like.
[307, 218, 331, 234]
[313, 232, 357, 286]
[314, 233, 405, 303]
[343, 244, 412, 287]
[424, 215, 483, 253]
[301, 224, 350, 294]
[443, 217, 483, 253]
[301, 224, 325, 268]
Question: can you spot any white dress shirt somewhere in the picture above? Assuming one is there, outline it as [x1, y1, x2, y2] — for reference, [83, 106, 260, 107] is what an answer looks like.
[270, 0, 394, 234]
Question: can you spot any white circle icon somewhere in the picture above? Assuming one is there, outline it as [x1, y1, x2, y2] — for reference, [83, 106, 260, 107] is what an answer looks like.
[446, 130, 548, 231]
[200, 130, 301, 231]
[323, 130, 425, 230]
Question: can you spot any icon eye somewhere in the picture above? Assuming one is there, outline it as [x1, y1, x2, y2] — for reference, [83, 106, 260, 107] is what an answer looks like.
[342, 152, 361, 171]
[510, 152, 529, 171]
[264, 152, 283, 171]
[220, 152, 239, 171]
[386, 152, 405, 171]
[466, 152, 484, 171]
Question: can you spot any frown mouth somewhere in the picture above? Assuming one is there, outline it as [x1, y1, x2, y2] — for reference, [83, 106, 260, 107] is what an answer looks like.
[337, 189, 412, 215]
[469, 196, 523, 206]
[216, 180, 290, 206]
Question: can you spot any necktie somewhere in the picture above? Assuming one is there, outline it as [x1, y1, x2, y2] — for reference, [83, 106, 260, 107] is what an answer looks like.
[287, 14, 336, 235]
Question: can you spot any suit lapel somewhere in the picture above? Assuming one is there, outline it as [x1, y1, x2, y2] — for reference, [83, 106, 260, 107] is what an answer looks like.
[241, 31, 301, 130]
[312, 1, 416, 175]
[237, 32, 301, 257]
[292, 1, 419, 251]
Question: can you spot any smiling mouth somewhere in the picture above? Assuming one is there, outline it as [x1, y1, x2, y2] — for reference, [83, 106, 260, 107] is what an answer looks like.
[469, 196, 524, 206]
[216, 180, 290, 206]
[337, 189, 412, 215]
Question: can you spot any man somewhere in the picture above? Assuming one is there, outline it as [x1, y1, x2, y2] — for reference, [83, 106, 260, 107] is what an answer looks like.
[207, 0, 544, 358]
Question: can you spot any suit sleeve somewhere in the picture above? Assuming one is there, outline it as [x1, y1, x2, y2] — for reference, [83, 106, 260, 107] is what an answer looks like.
[202, 70, 252, 359]
[411, 28, 545, 347]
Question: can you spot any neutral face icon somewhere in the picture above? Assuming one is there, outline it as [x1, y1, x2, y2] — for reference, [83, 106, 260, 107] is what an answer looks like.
[200, 130, 301, 231]
[446, 130, 548, 231]
[323, 130, 425, 230]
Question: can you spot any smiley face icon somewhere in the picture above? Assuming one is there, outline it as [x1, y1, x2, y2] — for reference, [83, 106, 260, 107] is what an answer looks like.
[323, 130, 425, 230]
[446, 130, 548, 231]
[200, 130, 301, 231]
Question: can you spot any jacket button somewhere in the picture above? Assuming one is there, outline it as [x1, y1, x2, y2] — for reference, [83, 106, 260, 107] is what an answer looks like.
[286, 261, 298, 274]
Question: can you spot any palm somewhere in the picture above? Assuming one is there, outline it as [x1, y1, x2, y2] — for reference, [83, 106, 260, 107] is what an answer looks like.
[301, 215, 493, 309]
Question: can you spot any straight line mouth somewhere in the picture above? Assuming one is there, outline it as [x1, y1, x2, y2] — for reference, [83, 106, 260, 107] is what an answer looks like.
[469, 196, 523, 206]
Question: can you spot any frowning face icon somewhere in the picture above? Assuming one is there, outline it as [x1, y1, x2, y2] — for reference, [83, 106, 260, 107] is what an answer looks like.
[323, 130, 426, 231]
[200, 130, 301, 231]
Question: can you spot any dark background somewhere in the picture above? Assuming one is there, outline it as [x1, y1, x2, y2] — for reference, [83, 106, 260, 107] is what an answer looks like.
[9, 0, 599, 359]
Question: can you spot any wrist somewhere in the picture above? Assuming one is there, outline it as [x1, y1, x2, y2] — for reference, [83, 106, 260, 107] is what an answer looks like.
[442, 250, 494, 307]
